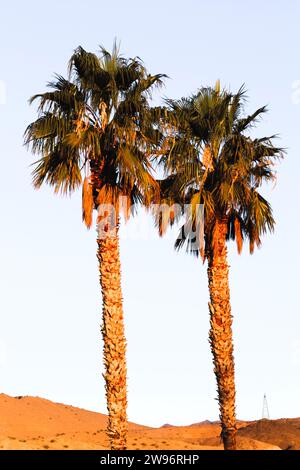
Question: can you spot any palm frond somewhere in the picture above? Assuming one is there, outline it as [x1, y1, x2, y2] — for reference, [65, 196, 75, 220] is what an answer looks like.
[82, 176, 94, 228]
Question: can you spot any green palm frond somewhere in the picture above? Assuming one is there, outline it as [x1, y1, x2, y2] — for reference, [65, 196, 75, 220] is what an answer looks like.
[31, 144, 82, 194]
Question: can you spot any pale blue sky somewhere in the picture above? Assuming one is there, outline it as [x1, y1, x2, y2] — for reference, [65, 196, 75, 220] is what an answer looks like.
[0, 0, 299, 427]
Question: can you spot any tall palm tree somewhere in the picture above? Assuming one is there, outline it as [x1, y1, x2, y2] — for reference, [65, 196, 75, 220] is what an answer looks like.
[155, 83, 284, 450]
[24, 42, 165, 450]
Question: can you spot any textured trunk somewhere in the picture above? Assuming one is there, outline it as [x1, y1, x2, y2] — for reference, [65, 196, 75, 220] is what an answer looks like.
[97, 224, 127, 450]
[207, 219, 237, 450]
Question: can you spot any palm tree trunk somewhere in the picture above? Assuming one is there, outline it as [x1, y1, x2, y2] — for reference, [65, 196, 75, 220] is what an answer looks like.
[97, 223, 127, 450]
[207, 218, 237, 450]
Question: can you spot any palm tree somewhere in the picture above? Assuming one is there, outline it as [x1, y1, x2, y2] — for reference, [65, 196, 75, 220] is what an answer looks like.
[24, 42, 165, 450]
[155, 83, 284, 450]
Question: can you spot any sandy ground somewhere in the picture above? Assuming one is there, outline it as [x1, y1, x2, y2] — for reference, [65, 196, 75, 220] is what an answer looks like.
[1, 393, 297, 450]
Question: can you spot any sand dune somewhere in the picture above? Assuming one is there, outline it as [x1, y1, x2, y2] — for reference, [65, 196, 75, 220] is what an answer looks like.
[0, 394, 292, 450]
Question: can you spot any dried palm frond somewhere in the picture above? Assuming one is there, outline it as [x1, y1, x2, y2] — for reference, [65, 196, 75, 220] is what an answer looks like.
[118, 195, 131, 222]
[100, 101, 108, 130]
[82, 176, 94, 228]
[211, 222, 220, 255]
[158, 205, 170, 237]
[199, 219, 205, 262]
[234, 218, 243, 254]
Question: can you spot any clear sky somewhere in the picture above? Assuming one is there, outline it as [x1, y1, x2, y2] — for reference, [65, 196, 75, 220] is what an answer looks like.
[0, 0, 299, 427]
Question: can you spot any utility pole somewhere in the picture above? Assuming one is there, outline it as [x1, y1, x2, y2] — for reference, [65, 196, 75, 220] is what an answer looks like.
[262, 393, 270, 420]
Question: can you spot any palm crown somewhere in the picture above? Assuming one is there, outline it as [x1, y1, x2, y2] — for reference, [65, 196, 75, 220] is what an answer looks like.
[25, 42, 165, 227]
[157, 83, 284, 258]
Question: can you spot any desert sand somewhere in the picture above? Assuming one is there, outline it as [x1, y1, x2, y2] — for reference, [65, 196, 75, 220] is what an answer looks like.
[1, 394, 299, 450]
